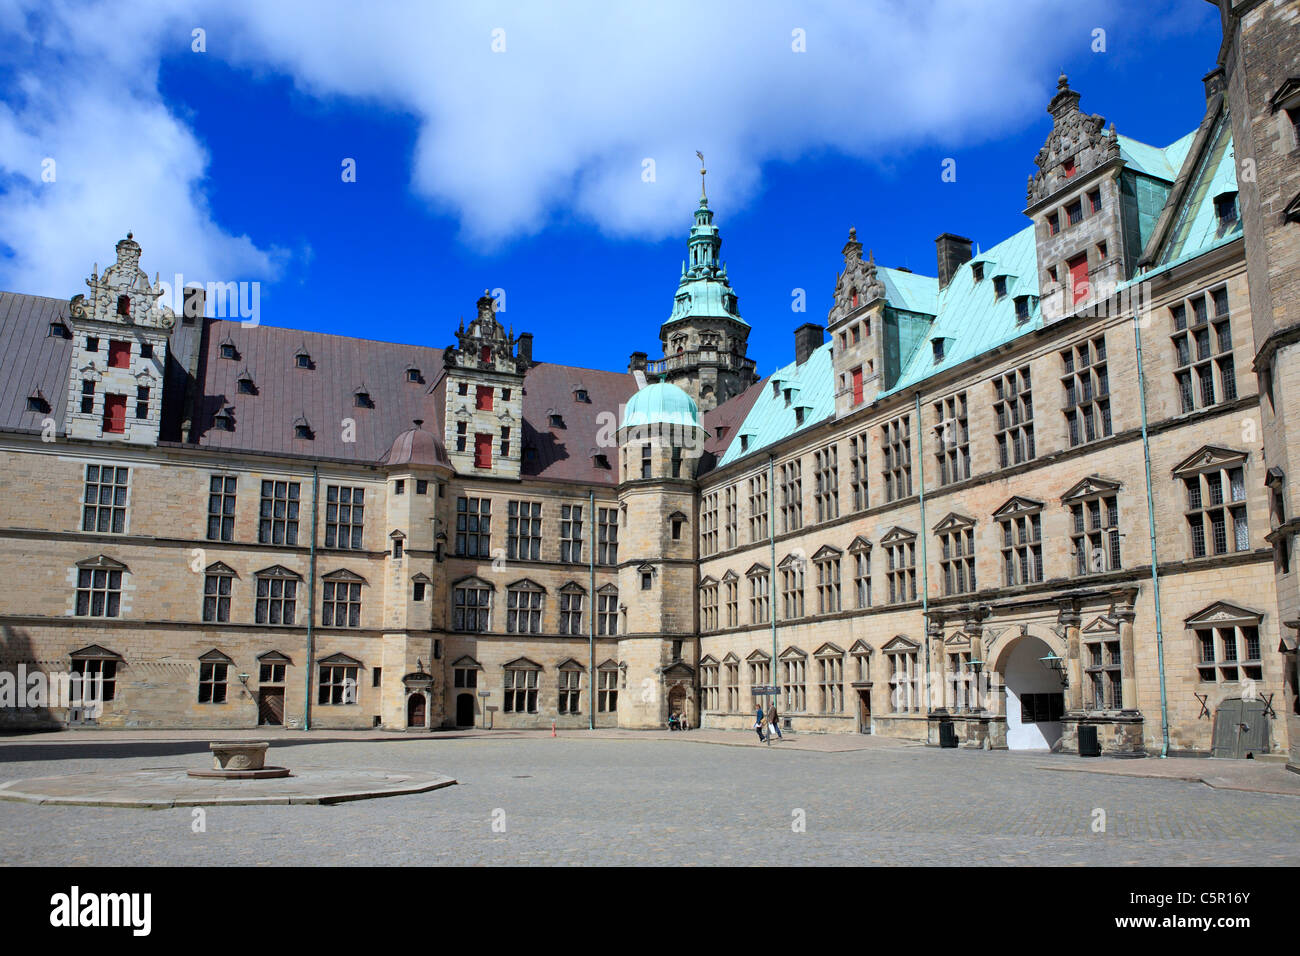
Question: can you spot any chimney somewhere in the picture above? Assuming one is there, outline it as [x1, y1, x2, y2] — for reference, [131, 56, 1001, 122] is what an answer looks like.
[935, 233, 974, 290]
[182, 284, 206, 324]
[794, 323, 825, 365]
[515, 332, 534, 368]
[1202, 67, 1225, 104]
[627, 351, 648, 373]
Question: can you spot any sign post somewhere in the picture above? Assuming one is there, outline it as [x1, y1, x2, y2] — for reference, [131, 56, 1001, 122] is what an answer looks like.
[477, 689, 491, 730]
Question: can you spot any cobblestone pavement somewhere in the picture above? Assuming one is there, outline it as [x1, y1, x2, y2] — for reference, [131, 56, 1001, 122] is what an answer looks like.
[1, 734, 1297, 866]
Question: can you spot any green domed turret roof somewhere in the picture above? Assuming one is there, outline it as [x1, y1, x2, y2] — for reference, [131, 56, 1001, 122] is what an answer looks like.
[621, 381, 703, 431]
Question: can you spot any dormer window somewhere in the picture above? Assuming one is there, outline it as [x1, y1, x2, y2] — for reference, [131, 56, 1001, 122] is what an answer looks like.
[1215, 191, 1239, 234]
[794, 407, 805, 425]
[214, 408, 234, 431]
[294, 420, 313, 440]
[971, 262, 984, 282]
[993, 276, 1007, 300]
[295, 353, 311, 369]
[549, 414, 565, 428]
[48, 319, 69, 339]
[26, 391, 49, 413]
[1014, 296, 1031, 323]
[406, 368, 421, 383]
[574, 389, 589, 403]
[238, 377, 256, 395]
[932, 339, 945, 363]
[593, 453, 611, 469]
[354, 390, 373, 408]
[220, 343, 237, 360]
[740, 435, 751, 452]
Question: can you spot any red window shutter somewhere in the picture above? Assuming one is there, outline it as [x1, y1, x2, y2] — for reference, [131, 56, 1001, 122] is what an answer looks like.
[474, 433, 492, 469]
[851, 367, 864, 406]
[480, 345, 491, 363]
[476, 385, 493, 411]
[103, 395, 127, 433]
[1068, 254, 1090, 305]
[1063, 158, 1076, 177]
[108, 341, 131, 369]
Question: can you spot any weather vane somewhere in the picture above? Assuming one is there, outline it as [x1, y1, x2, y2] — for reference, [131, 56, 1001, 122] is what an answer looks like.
[696, 150, 706, 201]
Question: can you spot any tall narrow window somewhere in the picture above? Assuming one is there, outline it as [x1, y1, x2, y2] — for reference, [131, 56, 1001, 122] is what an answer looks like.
[258, 480, 300, 546]
[455, 497, 491, 556]
[324, 486, 365, 549]
[881, 415, 912, 502]
[937, 518, 977, 595]
[560, 505, 584, 562]
[813, 445, 839, 523]
[82, 464, 129, 534]
[597, 508, 618, 564]
[701, 493, 719, 556]
[884, 531, 917, 604]
[849, 431, 869, 511]
[993, 367, 1035, 468]
[814, 550, 842, 614]
[202, 567, 233, 623]
[1065, 480, 1121, 575]
[779, 459, 803, 532]
[933, 393, 970, 485]
[748, 473, 769, 541]
[507, 500, 542, 560]
[724, 485, 738, 549]
[559, 588, 584, 635]
[1062, 335, 1111, 447]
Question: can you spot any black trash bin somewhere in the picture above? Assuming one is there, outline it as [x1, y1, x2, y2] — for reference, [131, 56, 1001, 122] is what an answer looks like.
[1078, 724, 1101, 757]
[939, 720, 958, 748]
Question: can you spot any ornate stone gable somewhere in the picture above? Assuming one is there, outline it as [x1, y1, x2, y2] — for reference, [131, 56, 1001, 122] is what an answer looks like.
[1027, 74, 1120, 206]
[827, 227, 885, 327]
[1185, 601, 1263, 627]
[69, 233, 177, 331]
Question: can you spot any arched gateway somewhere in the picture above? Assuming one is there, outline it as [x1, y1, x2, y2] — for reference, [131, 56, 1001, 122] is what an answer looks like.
[994, 634, 1065, 751]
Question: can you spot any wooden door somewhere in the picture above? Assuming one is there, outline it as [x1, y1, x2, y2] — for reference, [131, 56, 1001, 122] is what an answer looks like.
[257, 687, 284, 726]
[1212, 698, 1270, 757]
[407, 693, 426, 728]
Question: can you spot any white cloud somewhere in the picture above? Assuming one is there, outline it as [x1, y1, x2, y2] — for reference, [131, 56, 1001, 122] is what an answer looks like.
[0, 0, 1115, 294]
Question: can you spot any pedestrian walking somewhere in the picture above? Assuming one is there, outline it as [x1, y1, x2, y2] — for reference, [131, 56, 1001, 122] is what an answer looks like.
[753, 704, 766, 742]
[768, 702, 784, 740]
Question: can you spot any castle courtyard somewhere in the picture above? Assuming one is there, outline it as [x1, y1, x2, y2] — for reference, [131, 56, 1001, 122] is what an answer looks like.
[1, 732, 1297, 867]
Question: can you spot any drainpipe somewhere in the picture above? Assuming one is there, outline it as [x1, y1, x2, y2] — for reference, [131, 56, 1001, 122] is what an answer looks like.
[303, 466, 320, 731]
[768, 455, 778, 699]
[588, 490, 595, 730]
[915, 392, 931, 712]
[1134, 294, 1171, 758]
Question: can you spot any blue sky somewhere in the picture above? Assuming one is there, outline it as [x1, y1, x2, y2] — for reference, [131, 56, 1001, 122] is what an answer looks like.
[0, 1, 1221, 378]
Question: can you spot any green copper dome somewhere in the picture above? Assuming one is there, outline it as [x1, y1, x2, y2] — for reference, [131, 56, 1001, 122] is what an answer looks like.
[621, 382, 703, 431]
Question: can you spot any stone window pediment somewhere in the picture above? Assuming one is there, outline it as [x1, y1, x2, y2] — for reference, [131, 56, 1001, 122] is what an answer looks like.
[1061, 474, 1122, 502]
[1269, 77, 1300, 112]
[745, 649, 771, 662]
[777, 552, 807, 571]
[880, 526, 916, 546]
[503, 657, 543, 671]
[881, 635, 920, 653]
[779, 645, 807, 660]
[1172, 445, 1249, 478]
[932, 512, 975, 534]
[451, 655, 482, 669]
[745, 562, 770, 577]
[559, 581, 586, 594]
[453, 574, 493, 591]
[721, 652, 740, 664]
[506, 578, 546, 593]
[255, 564, 302, 581]
[410, 572, 433, 585]
[813, 642, 845, 657]
[199, 648, 234, 664]
[322, 568, 367, 584]
[993, 495, 1045, 519]
[944, 631, 972, 648]
[597, 658, 619, 670]
[847, 535, 872, 553]
[811, 544, 842, 562]
[69, 644, 123, 661]
[257, 650, 293, 665]
[698, 575, 719, 589]
[1185, 601, 1263, 628]
[1082, 615, 1119, 635]
[77, 554, 129, 572]
[849, 639, 873, 655]
[596, 583, 619, 595]
[205, 561, 237, 577]
[319, 652, 362, 667]
[721, 569, 739, 582]
[699, 654, 720, 666]
[556, 658, 586, 672]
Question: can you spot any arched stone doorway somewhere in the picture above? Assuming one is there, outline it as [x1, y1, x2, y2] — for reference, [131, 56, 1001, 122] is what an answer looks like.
[406, 692, 426, 728]
[996, 634, 1065, 751]
[401, 670, 434, 731]
[667, 685, 688, 727]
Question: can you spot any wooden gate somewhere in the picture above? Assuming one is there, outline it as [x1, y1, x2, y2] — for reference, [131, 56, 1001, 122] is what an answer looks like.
[257, 687, 284, 726]
[1211, 698, 1270, 758]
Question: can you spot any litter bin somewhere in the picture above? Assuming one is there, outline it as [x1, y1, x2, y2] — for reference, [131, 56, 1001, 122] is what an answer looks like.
[1078, 724, 1101, 757]
[939, 720, 958, 748]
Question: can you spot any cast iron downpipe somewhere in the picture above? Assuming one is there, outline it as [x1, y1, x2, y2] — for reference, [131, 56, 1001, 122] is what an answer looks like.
[303, 466, 320, 731]
[588, 489, 595, 730]
[768, 455, 778, 699]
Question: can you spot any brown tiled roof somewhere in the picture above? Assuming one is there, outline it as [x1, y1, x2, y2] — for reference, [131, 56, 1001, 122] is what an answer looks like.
[698, 375, 769, 474]
[0, 293, 74, 431]
[379, 423, 452, 469]
[518, 362, 638, 484]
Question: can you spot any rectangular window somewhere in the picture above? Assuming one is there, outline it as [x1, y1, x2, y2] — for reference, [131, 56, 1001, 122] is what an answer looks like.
[198, 662, 228, 703]
[939, 526, 977, 595]
[455, 497, 491, 557]
[597, 589, 619, 636]
[1068, 253, 1089, 304]
[886, 539, 917, 604]
[560, 504, 584, 562]
[507, 500, 542, 560]
[1062, 335, 1111, 447]
[700, 583, 718, 632]
[108, 340, 131, 369]
[1185, 466, 1248, 558]
[454, 584, 491, 632]
[781, 657, 807, 712]
[202, 573, 232, 623]
[558, 669, 582, 714]
[70, 658, 117, 702]
[560, 590, 584, 635]
[506, 586, 543, 634]
[82, 464, 129, 534]
[853, 550, 871, 608]
[504, 669, 539, 713]
[779, 459, 803, 532]
[999, 511, 1044, 585]
[881, 415, 912, 502]
[724, 485, 738, 549]
[1172, 287, 1235, 413]
[851, 366, 864, 406]
[75, 567, 122, 617]
[102, 394, 127, 433]
[993, 366, 1035, 468]
[849, 432, 869, 511]
[598, 668, 618, 712]
[324, 485, 365, 549]
[258, 480, 300, 546]
[1084, 637, 1123, 709]
[725, 578, 739, 627]
[932, 392, 970, 485]
[748, 473, 769, 541]
[818, 655, 844, 714]
[815, 555, 841, 614]
[456, 421, 467, 452]
[318, 665, 359, 705]
[499, 426, 510, 458]
[641, 443, 652, 479]
[597, 507, 618, 564]
[1071, 494, 1121, 575]
[749, 572, 770, 624]
[474, 433, 492, 469]
[135, 385, 149, 420]
[80, 379, 95, 414]
[887, 651, 920, 713]
[476, 385, 493, 411]
[701, 492, 719, 556]
[813, 445, 839, 523]
[255, 576, 297, 625]
[322, 580, 362, 627]
[1066, 199, 1083, 225]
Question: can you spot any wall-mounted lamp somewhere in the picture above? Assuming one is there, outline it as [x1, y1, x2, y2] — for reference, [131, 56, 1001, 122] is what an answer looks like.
[1039, 652, 1068, 688]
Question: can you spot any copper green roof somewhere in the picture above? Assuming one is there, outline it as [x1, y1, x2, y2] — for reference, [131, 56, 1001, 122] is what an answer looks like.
[666, 197, 747, 328]
[621, 381, 703, 431]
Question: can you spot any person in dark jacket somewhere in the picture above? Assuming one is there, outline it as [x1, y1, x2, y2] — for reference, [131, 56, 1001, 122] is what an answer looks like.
[768, 702, 784, 740]
[754, 705, 766, 742]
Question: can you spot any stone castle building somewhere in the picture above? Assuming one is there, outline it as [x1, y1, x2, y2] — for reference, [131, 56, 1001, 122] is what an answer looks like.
[1, 2, 1298, 763]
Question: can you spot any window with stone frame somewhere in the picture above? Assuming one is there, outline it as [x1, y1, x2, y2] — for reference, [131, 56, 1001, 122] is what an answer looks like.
[936, 515, 977, 596]
[748, 472, 769, 541]
[597, 664, 619, 712]
[559, 585, 585, 635]
[558, 666, 582, 714]
[506, 580, 544, 634]
[779, 553, 806, 619]
[74, 557, 125, 618]
[699, 579, 719, 632]
[993, 366, 1035, 468]
[255, 567, 299, 625]
[640, 442, 652, 479]
[1190, 603, 1263, 684]
[455, 496, 491, 557]
[453, 578, 492, 632]
[816, 647, 845, 713]
[724, 485, 739, 549]
[779, 459, 803, 532]
[503, 663, 540, 713]
[700, 660, 720, 711]
[883, 529, 917, 604]
[881, 414, 912, 501]
[82, 464, 130, 534]
[1178, 449, 1249, 559]
[597, 586, 619, 636]
[454, 664, 479, 691]
[198, 651, 231, 704]
[1062, 335, 1111, 447]
[850, 539, 872, 608]
[813, 444, 839, 523]
[507, 500, 542, 560]
[849, 431, 870, 511]
[258, 654, 287, 684]
[597, 507, 618, 564]
[1171, 286, 1236, 414]
[70, 651, 118, 702]
[258, 480, 300, 546]
[748, 566, 771, 624]
[324, 485, 365, 549]
[725, 658, 740, 710]
[884, 640, 921, 713]
[932, 392, 970, 485]
[780, 650, 808, 712]
[813, 547, 842, 614]
[945, 643, 978, 711]
[701, 492, 719, 555]
[318, 659, 360, 705]
[723, 573, 739, 627]
[748, 653, 772, 701]
[206, 475, 237, 541]
[996, 498, 1043, 586]
[851, 643, 872, 684]
[1065, 478, 1122, 576]
[559, 504, 583, 562]
[202, 564, 234, 623]
[1084, 629, 1123, 709]
[321, 572, 363, 627]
